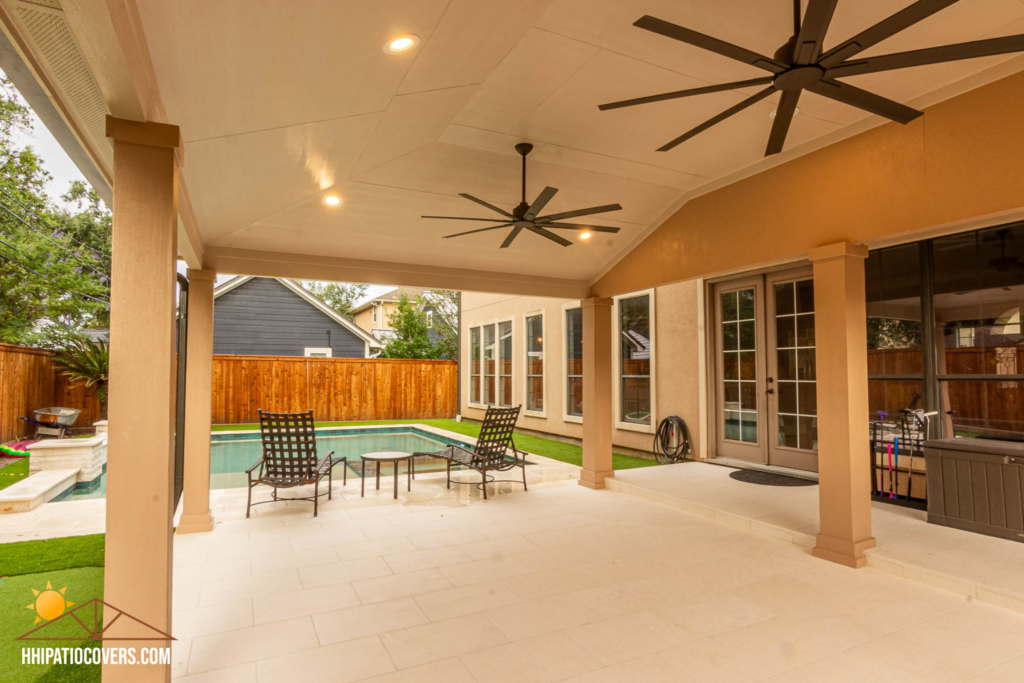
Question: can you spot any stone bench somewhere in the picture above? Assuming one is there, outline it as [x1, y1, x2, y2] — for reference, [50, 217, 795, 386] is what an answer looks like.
[0, 468, 79, 513]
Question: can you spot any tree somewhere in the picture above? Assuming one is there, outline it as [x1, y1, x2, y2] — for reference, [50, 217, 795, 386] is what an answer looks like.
[428, 289, 459, 360]
[301, 281, 367, 321]
[378, 291, 436, 359]
[0, 77, 111, 344]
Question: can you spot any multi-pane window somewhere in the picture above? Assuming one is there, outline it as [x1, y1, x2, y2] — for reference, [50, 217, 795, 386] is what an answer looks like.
[483, 324, 497, 405]
[470, 327, 481, 404]
[619, 295, 652, 424]
[526, 315, 544, 412]
[499, 321, 513, 407]
[722, 288, 758, 442]
[566, 308, 583, 416]
[775, 280, 817, 451]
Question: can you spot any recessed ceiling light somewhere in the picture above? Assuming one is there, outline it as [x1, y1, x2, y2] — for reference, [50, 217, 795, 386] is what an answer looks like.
[384, 34, 419, 54]
[322, 195, 342, 207]
[769, 107, 800, 119]
[579, 231, 592, 240]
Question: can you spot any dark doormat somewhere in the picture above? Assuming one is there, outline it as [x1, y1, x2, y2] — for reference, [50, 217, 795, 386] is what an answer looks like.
[729, 469, 817, 487]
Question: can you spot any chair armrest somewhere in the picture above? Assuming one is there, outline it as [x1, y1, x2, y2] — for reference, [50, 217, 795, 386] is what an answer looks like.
[245, 458, 264, 474]
[316, 451, 337, 472]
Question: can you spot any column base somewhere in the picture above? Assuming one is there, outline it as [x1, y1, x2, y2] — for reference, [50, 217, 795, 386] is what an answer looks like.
[578, 469, 614, 490]
[812, 533, 876, 569]
[176, 512, 214, 534]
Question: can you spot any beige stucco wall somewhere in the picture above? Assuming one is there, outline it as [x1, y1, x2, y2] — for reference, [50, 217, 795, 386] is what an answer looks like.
[354, 301, 399, 335]
[460, 282, 703, 456]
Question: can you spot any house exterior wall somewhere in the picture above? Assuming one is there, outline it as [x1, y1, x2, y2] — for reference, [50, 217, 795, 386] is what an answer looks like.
[214, 278, 367, 357]
[354, 301, 398, 335]
[460, 282, 703, 456]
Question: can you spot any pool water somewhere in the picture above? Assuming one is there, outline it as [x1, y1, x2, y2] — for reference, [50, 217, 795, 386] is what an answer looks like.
[54, 427, 466, 501]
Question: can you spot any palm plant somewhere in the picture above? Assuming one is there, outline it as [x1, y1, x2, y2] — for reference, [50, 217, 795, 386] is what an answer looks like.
[52, 336, 109, 420]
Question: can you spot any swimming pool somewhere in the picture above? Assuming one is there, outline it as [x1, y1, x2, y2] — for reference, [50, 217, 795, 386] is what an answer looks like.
[54, 426, 469, 501]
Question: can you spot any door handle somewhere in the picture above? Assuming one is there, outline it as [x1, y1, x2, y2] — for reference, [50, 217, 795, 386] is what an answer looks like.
[766, 388, 775, 395]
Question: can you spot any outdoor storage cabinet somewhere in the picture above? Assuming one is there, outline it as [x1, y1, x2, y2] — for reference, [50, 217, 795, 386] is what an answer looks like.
[924, 438, 1024, 543]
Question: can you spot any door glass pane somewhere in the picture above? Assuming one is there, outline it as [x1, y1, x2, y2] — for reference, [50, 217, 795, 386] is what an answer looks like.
[566, 308, 583, 416]
[722, 288, 756, 443]
[483, 324, 496, 405]
[526, 315, 544, 412]
[866, 244, 923, 377]
[620, 295, 652, 424]
[499, 321, 512, 407]
[774, 279, 817, 452]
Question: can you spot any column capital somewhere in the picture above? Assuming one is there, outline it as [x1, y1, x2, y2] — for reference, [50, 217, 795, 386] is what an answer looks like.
[106, 116, 183, 166]
[581, 296, 613, 309]
[808, 242, 868, 262]
[185, 268, 217, 282]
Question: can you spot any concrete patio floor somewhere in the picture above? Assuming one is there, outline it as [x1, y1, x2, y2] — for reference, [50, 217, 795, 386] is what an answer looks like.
[608, 462, 1024, 615]
[169, 471, 1024, 683]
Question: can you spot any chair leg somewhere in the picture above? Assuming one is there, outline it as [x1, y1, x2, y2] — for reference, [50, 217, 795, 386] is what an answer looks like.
[314, 479, 319, 517]
[482, 469, 488, 500]
[522, 463, 528, 491]
[246, 481, 253, 518]
[446, 459, 451, 489]
[328, 465, 333, 501]
[343, 458, 347, 486]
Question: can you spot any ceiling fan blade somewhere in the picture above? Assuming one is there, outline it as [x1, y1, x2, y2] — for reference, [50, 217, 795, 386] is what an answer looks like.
[794, 0, 839, 64]
[658, 86, 776, 152]
[538, 223, 621, 233]
[598, 77, 774, 111]
[526, 225, 573, 247]
[538, 203, 623, 222]
[818, 0, 959, 68]
[458, 193, 514, 218]
[500, 226, 524, 249]
[525, 186, 558, 221]
[443, 223, 513, 239]
[633, 15, 787, 74]
[824, 34, 1024, 79]
[765, 90, 801, 156]
[422, 215, 512, 222]
[807, 80, 921, 124]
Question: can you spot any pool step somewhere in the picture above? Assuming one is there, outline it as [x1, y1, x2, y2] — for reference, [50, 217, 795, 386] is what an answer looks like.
[0, 468, 80, 513]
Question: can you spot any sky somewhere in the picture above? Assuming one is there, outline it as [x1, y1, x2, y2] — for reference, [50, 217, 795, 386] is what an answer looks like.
[6, 73, 392, 307]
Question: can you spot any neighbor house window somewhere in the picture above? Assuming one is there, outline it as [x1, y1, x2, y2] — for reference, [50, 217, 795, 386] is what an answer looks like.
[526, 315, 543, 412]
[304, 347, 332, 358]
[426, 310, 434, 328]
[566, 308, 583, 416]
[484, 324, 497, 405]
[470, 327, 481, 404]
[619, 294, 652, 424]
[499, 321, 512, 406]
[372, 305, 378, 324]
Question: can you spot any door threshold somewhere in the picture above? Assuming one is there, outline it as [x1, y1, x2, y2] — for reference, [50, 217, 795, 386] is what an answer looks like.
[708, 457, 819, 482]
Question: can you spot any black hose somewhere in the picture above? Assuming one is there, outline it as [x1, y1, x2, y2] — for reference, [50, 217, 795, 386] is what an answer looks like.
[653, 415, 692, 465]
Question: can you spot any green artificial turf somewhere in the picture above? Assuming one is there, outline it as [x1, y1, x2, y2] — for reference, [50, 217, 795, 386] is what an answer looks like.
[212, 418, 659, 470]
[0, 534, 105, 578]
[0, 567, 104, 682]
[0, 458, 29, 491]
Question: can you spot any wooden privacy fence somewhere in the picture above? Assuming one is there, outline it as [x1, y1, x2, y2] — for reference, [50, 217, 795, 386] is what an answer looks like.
[0, 343, 102, 443]
[211, 355, 458, 424]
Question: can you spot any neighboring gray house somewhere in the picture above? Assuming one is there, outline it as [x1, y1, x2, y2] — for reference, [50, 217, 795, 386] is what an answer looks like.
[212, 277, 382, 358]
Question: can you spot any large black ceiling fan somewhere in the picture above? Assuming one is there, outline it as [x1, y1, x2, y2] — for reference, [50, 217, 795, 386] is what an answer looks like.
[422, 143, 622, 248]
[599, 0, 1024, 156]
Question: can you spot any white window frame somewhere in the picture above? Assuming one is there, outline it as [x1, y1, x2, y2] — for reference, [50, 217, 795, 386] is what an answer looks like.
[562, 302, 583, 424]
[372, 305, 378, 324]
[523, 310, 546, 417]
[304, 347, 333, 358]
[468, 316, 515, 409]
[613, 288, 656, 434]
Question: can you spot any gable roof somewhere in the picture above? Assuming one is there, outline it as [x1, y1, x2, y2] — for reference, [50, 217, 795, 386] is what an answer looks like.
[351, 286, 430, 315]
[214, 277, 382, 348]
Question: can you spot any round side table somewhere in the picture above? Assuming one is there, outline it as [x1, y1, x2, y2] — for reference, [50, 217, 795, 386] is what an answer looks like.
[360, 451, 413, 499]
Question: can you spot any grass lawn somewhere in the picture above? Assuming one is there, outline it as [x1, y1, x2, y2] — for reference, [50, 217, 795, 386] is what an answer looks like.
[213, 418, 659, 470]
[0, 534, 105, 682]
[0, 457, 29, 491]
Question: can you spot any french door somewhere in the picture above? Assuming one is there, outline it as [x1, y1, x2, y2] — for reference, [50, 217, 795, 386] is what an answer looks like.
[713, 268, 818, 472]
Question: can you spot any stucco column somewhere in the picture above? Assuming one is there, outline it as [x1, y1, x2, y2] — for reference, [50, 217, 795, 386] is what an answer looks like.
[178, 268, 216, 534]
[103, 116, 181, 681]
[810, 242, 876, 569]
[580, 297, 613, 489]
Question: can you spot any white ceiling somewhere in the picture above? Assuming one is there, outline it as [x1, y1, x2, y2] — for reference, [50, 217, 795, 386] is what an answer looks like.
[134, 0, 1024, 283]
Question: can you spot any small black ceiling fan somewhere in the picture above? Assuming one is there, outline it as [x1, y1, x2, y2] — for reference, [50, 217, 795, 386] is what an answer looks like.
[599, 0, 1024, 156]
[422, 143, 622, 248]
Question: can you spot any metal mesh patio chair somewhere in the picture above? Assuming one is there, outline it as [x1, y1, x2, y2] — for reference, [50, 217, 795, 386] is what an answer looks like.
[414, 405, 527, 500]
[246, 409, 346, 517]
